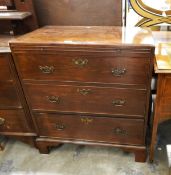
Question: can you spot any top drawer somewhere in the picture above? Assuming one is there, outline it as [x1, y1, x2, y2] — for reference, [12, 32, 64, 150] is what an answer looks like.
[0, 53, 13, 82]
[13, 51, 150, 86]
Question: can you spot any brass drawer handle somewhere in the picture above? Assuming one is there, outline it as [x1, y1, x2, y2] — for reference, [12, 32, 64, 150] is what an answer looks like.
[47, 96, 60, 104]
[77, 88, 92, 96]
[112, 68, 126, 77]
[0, 118, 5, 126]
[113, 127, 127, 136]
[112, 99, 126, 107]
[56, 124, 65, 131]
[73, 58, 88, 67]
[81, 117, 93, 124]
[39, 66, 55, 74]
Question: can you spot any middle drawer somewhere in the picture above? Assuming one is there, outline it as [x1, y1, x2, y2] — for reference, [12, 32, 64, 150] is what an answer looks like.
[25, 84, 146, 117]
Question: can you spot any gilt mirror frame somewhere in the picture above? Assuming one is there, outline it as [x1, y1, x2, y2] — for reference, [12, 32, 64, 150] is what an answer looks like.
[129, 0, 171, 27]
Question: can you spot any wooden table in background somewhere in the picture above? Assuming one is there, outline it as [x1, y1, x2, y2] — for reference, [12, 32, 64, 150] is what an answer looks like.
[150, 31, 171, 162]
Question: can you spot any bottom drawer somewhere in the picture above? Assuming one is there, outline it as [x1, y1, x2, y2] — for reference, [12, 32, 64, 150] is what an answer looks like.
[35, 113, 145, 145]
[0, 109, 30, 133]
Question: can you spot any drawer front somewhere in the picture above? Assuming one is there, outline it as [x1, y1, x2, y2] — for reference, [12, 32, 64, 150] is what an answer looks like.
[0, 109, 30, 133]
[0, 82, 21, 108]
[35, 113, 144, 145]
[0, 53, 13, 81]
[26, 84, 146, 117]
[14, 52, 150, 86]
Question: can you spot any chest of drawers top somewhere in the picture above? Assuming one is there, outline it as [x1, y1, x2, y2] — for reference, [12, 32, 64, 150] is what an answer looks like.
[10, 26, 154, 51]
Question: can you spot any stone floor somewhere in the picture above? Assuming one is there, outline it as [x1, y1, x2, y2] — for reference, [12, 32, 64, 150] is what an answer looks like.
[0, 121, 170, 175]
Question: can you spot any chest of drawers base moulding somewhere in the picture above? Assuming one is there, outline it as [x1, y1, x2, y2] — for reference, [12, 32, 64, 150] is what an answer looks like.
[10, 26, 155, 163]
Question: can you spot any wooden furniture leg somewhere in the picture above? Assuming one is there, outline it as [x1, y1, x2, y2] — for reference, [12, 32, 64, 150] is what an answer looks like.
[134, 148, 147, 162]
[36, 138, 62, 154]
[0, 136, 8, 151]
[167, 145, 171, 175]
[149, 74, 162, 163]
[36, 142, 50, 154]
[0, 146, 3, 151]
[149, 113, 159, 162]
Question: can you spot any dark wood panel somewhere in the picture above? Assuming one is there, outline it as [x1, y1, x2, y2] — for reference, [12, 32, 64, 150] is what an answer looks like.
[0, 82, 21, 108]
[0, 21, 13, 35]
[0, 109, 32, 133]
[0, 53, 13, 81]
[7, 52, 37, 132]
[156, 75, 171, 116]
[160, 96, 171, 114]
[13, 52, 150, 87]
[14, 0, 39, 31]
[34, 0, 123, 26]
[0, 0, 13, 6]
[25, 84, 146, 117]
[35, 113, 144, 145]
[162, 75, 171, 97]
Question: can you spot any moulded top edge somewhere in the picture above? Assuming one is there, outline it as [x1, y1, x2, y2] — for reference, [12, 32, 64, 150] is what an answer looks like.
[9, 26, 155, 47]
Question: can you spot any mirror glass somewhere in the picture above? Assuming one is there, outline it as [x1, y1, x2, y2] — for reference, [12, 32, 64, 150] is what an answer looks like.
[142, 0, 171, 11]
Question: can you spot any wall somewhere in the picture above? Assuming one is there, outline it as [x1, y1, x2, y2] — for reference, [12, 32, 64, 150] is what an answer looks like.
[33, 0, 123, 26]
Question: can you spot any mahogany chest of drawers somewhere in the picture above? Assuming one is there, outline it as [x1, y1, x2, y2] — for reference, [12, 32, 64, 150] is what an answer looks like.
[0, 36, 36, 145]
[10, 26, 155, 162]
